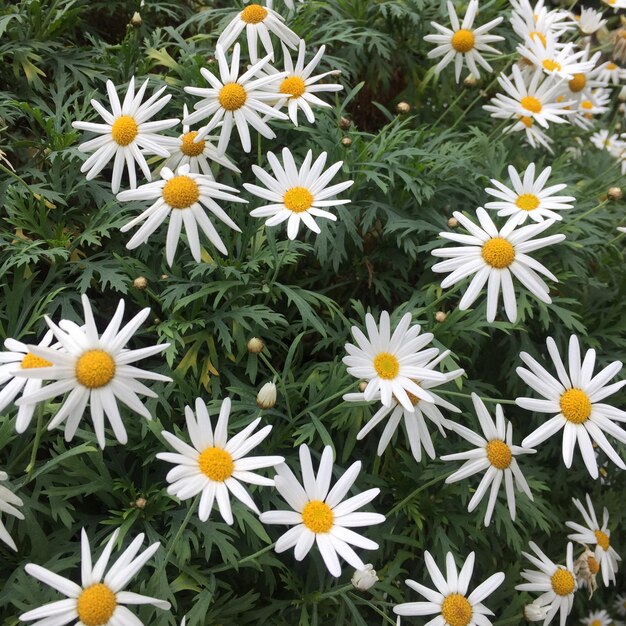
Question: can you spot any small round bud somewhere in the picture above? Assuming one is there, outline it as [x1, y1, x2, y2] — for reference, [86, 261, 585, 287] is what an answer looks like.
[153, 318, 161, 325]
[435, 311, 447, 323]
[339, 117, 351, 130]
[608, 186, 623, 200]
[341, 137, 352, 147]
[130, 11, 142, 26]
[396, 101, 411, 114]
[463, 74, 478, 87]
[135, 497, 147, 509]
[448, 217, 459, 228]
[133, 276, 148, 290]
[256, 381, 277, 410]
[247, 337, 265, 354]
[160, 274, 169, 280]
[524, 602, 548, 622]
[358, 381, 368, 392]
[351, 564, 378, 591]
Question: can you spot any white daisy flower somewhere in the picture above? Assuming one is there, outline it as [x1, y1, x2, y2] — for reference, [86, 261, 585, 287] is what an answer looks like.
[0, 471, 24, 551]
[343, 350, 464, 462]
[244, 0, 305, 10]
[516, 335, 626, 479]
[259, 444, 385, 577]
[441, 393, 535, 526]
[516, 541, 577, 626]
[577, 9, 607, 35]
[158, 105, 241, 180]
[518, 36, 596, 81]
[218, 3, 299, 63]
[72, 77, 178, 193]
[424, 0, 504, 83]
[615, 594, 626, 616]
[602, 0, 626, 10]
[566, 494, 621, 586]
[596, 61, 626, 86]
[590, 129, 624, 154]
[20, 528, 170, 626]
[0, 330, 57, 433]
[502, 115, 555, 152]
[510, 4, 571, 45]
[582, 610, 613, 626]
[484, 66, 574, 129]
[431, 207, 566, 323]
[394, 550, 505, 625]
[156, 397, 283, 524]
[183, 43, 288, 154]
[244, 147, 353, 240]
[14, 295, 171, 449]
[117, 163, 244, 264]
[573, 89, 611, 129]
[342, 310, 447, 411]
[484, 163, 575, 225]
[559, 48, 604, 101]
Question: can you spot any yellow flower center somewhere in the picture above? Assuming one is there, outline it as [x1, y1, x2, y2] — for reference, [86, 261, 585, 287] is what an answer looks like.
[481, 237, 515, 269]
[162, 175, 200, 209]
[218, 83, 247, 111]
[595, 529, 610, 551]
[283, 186, 314, 213]
[587, 555, 600, 574]
[451, 29, 475, 53]
[280, 76, 307, 99]
[180, 131, 206, 157]
[591, 620, 602, 626]
[529, 31, 547, 46]
[521, 95, 542, 113]
[111, 115, 138, 146]
[581, 100, 593, 110]
[76, 583, 117, 626]
[569, 73, 586, 92]
[241, 4, 268, 23]
[373, 352, 400, 380]
[441, 594, 473, 626]
[198, 447, 234, 482]
[302, 500, 334, 533]
[559, 388, 591, 424]
[515, 193, 540, 211]
[542, 59, 562, 73]
[486, 439, 513, 469]
[519, 115, 534, 128]
[606, 62, 618, 70]
[75, 350, 116, 389]
[21, 353, 53, 369]
[550, 568, 575, 596]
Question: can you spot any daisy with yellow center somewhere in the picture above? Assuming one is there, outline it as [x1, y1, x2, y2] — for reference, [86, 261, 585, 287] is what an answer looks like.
[157, 397, 283, 524]
[441, 393, 535, 526]
[244, 147, 353, 240]
[20, 528, 169, 626]
[431, 207, 565, 323]
[72, 77, 178, 193]
[485, 162, 575, 225]
[516, 335, 626, 478]
[117, 163, 245, 265]
[0, 471, 23, 552]
[183, 44, 288, 154]
[566, 494, 621, 586]
[343, 310, 448, 411]
[15, 295, 171, 449]
[601, 0, 626, 10]
[510, 3, 572, 46]
[394, 550, 505, 626]
[516, 541, 577, 626]
[581, 610, 613, 626]
[424, 0, 504, 83]
[518, 35, 596, 80]
[243, 0, 305, 10]
[572, 88, 611, 129]
[614, 594, 626, 617]
[259, 444, 385, 577]
[596, 60, 626, 85]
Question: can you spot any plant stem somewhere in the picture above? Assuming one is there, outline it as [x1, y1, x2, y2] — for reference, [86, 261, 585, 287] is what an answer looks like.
[259, 352, 293, 421]
[208, 542, 275, 574]
[292, 383, 356, 421]
[437, 389, 517, 405]
[346, 592, 397, 625]
[157, 496, 198, 575]
[493, 615, 523, 626]
[389, 470, 456, 516]
[25, 406, 45, 476]
[567, 199, 609, 226]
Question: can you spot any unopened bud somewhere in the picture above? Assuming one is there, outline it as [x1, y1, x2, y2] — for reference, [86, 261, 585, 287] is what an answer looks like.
[160, 274, 169, 280]
[396, 101, 411, 114]
[339, 117, 351, 130]
[256, 381, 277, 409]
[351, 564, 378, 591]
[524, 602, 548, 622]
[341, 137, 352, 147]
[130, 11, 142, 26]
[448, 217, 459, 228]
[135, 497, 147, 509]
[358, 381, 368, 392]
[463, 74, 478, 87]
[619, 85, 626, 102]
[435, 311, 447, 323]
[608, 186, 623, 200]
[133, 276, 148, 290]
[247, 337, 265, 354]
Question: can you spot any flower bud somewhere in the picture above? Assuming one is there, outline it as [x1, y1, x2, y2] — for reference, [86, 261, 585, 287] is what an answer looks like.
[351, 564, 378, 591]
[435, 311, 447, 323]
[247, 337, 265, 354]
[130, 11, 142, 26]
[160, 274, 169, 280]
[358, 381, 368, 392]
[135, 497, 147, 509]
[133, 276, 148, 290]
[608, 186, 623, 200]
[396, 101, 411, 114]
[463, 74, 478, 87]
[256, 381, 277, 409]
[448, 217, 459, 228]
[619, 85, 626, 102]
[524, 602, 548, 622]
[341, 137, 352, 147]
[339, 117, 351, 130]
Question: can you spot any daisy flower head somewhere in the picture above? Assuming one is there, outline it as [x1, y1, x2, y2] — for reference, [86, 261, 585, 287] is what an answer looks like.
[424, 0, 504, 83]
[503, 115, 554, 152]
[582, 610, 613, 626]
[560, 49, 604, 100]
[484, 163, 575, 225]
[183, 44, 288, 154]
[259, 444, 385, 577]
[244, 147, 353, 240]
[431, 207, 566, 323]
[117, 164, 245, 264]
[518, 36, 596, 81]
[516, 335, 626, 479]
[577, 9, 607, 35]
[15, 295, 171, 449]
[244, 0, 305, 10]
[394, 550, 505, 625]
[441, 393, 535, 526]
[573, 89, 611, 129]
[510, 4, 571, 46]
[72, 77, 178, 193]
[0, 471, 24, 551]
[516, 542, 577, 626]
[343, 349, 464, 462]
[566, 494, 620, 586]
[20, 528, 170, 626]
[596, 61, 626, 86]
[343, 310, 447, 411]
[157, 397, 284, 524]
[615, 594, 626, 616]
[590, 129, 624, 153]
[602, 0, 626, 10]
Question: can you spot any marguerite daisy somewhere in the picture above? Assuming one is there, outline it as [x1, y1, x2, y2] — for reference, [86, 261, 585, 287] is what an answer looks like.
[393, 550, 505, 625]
[573, 89, 611, 129]
[518, 36, 596, 80]
[516, 541, 577, 626]
[510, 3, 571, 45]
[244, 147, 353, 240]
[15, 295, 171, 449]
[259, 444, 385, 577]
[183, 44, 288, 154]
[72, 77, 178, 193]
[117, 164, 245, 264]
[343, 310, 447, 410]
[596, 61, 626, 86]
[566, 493, 620, 586]
[516, 335, 626, 478]
[503, 114, 554, 152]
[582, 610, 613, 626]
[0, 471, 23, 551]
[424, 0, 504, 82]
[577, 9, 607, 35]
[431, 207, 566, 323]
[615, 594, 626, 616]
[157, 397, 284, 524]
[20, 528, 170, 626]
[244, 0, 305, 10]
[602, 0, 626, 10]
[484, 163, 575, 225]
[590, 129, 624, 153]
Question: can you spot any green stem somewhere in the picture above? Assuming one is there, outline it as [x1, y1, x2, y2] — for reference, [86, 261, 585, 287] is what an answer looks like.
[346, 592, 396, 626]
[25, 406, 45, 476]
[432, 88, 467, 128]
[389, 470, 455, 516]
[0, 162, 33, 192]
[567, 199, 609, 227]
[493, 615, 524, 626]
[157, 496, 198, 575]
[268, 240, 291, 288]
[207, 542, 275, 574]
[437, 389, 517, 405]
[259, 352, 293, 421]
[317, 582, 353, 600]
[292, 383, 356, 422]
